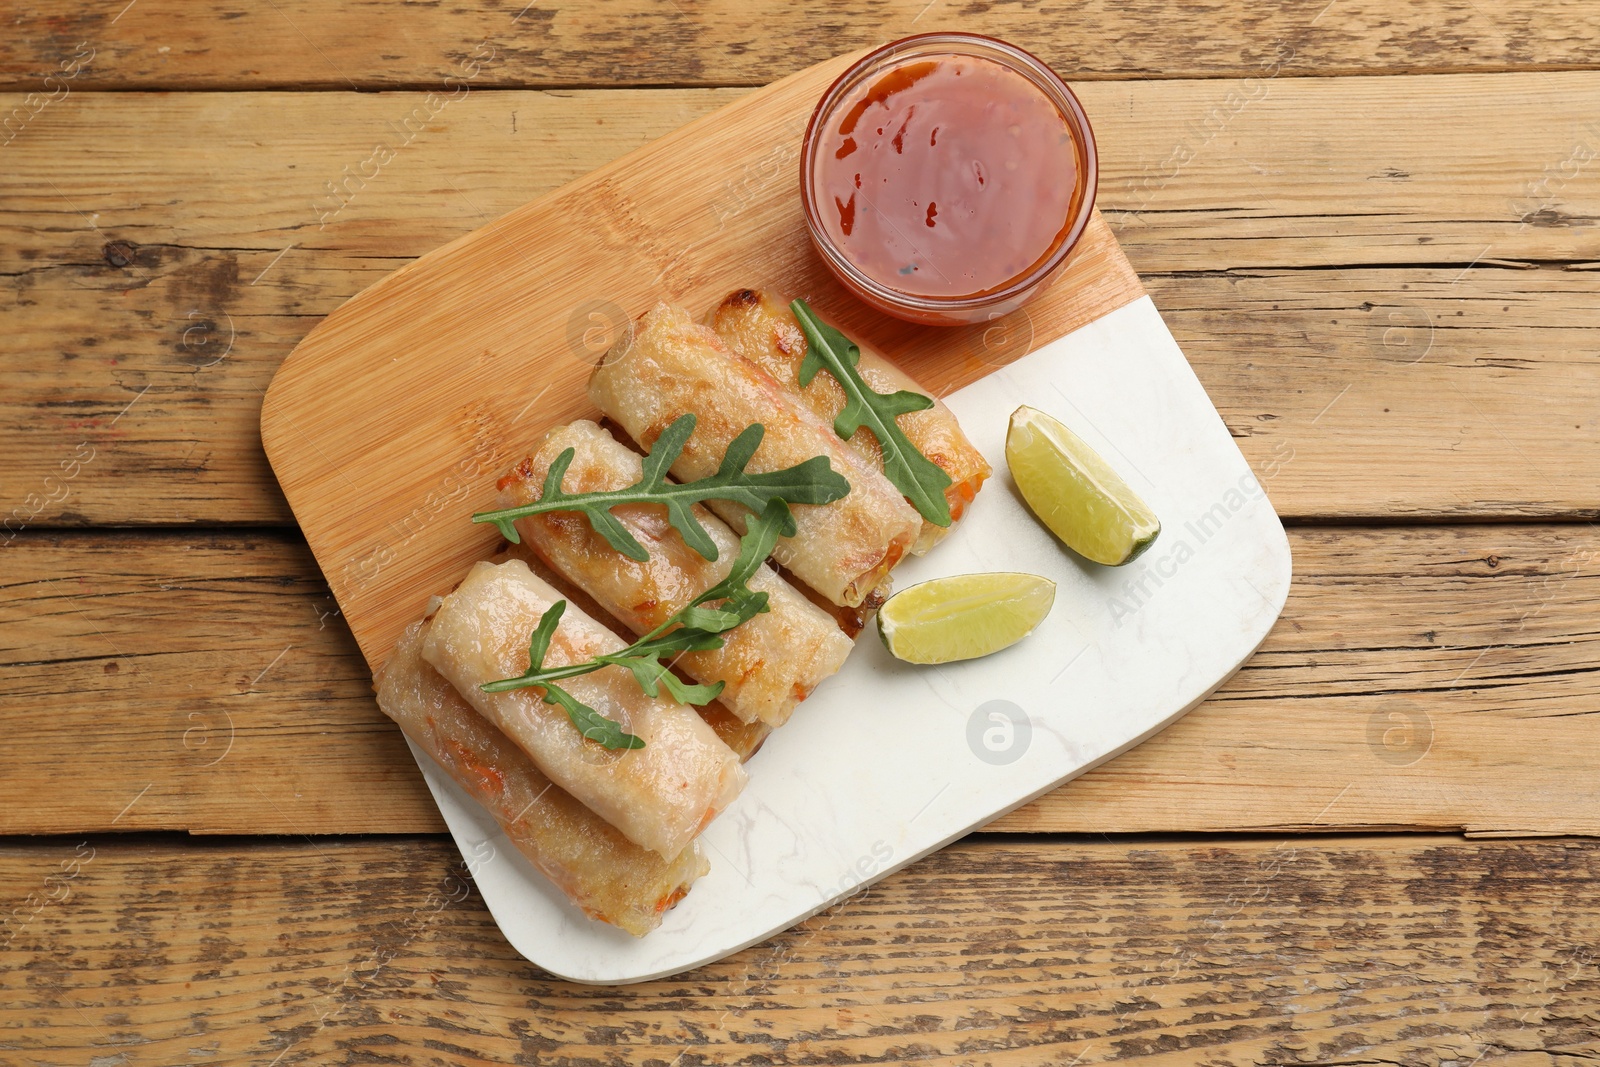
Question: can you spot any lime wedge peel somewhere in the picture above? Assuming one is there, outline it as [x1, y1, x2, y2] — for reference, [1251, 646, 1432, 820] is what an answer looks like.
[1005, 405, 1160, 566]
[877, 572, 1056, 665]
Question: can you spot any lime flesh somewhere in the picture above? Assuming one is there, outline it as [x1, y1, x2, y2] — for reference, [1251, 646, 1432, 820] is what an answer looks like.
[1006, 405, 1160, 566]
[877, 572, 1055, 665]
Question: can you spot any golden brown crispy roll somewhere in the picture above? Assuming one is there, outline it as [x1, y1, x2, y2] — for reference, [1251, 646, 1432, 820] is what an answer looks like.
[693, 701, 773, 762]
[710, 288, 991, 554]
[422, 558, 747, 860]
[497, 420, 855, 727]
[589, 303, 921, 607]
[498, 545, 776, 759]
[375, 622, 709, 937]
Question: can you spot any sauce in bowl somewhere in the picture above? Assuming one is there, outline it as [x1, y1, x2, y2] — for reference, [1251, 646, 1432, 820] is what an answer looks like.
[802, 34, 1097, 325]
[816, 55, 1078, 299]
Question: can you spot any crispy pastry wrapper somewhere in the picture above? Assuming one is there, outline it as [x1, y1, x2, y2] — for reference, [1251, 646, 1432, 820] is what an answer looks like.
[694, 700, 772, 761]
[497, 420, 855, 727]
[375, 622, 709, 937]
[501, 546, 775, 760]
[589, 303, 921, 607]
[710, 288, 991, 554]
[422, 558, 747, 860]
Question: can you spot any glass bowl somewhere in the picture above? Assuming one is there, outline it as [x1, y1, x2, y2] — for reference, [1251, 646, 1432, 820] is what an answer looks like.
[800, 32, 1098, 326]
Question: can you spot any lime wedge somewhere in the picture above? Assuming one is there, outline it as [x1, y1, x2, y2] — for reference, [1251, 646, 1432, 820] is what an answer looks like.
[877, 572, 1055, 664]
[1006, 405, 1160, 566]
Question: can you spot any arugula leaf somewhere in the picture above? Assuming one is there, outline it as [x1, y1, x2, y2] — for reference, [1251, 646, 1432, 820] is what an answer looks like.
[479, 600, 646, 750]
[472, 414, 850, 561]
[614, 656, 725, 706]
[790, 300, 954, 527]
[691, 500, 787, 605]
[479, 500, 794, 748]
[537, 680, 647, 751]
[521, 597, 565, 675]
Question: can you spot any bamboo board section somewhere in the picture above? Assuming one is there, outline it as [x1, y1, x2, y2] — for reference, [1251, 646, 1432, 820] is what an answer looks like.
[259, 52, 1146, 668]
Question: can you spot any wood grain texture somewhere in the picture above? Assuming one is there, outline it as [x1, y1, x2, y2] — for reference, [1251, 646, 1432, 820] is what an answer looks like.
[4, 525, 1597, 838]
[1145, 267, 1600, 522]
[0, 86, 742, 528]
[1, 0, 1594, 1047]
[0, 531, 436, 835]
[4, 75, 1599, 527]
[2, 834, 1597, 1063]
[4, 0, 1599, 90]
[258, 52, 1144, 669]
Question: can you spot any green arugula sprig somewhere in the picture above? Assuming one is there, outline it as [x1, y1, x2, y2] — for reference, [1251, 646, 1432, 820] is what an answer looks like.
[790, 299, 954, 527]
[479, 601, 648, 750]
[480, 499, 792, 750]
[472, 414, 850, 562]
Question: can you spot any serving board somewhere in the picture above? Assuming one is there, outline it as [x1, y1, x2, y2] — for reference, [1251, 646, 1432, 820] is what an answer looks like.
[262, 50, 1291, 983]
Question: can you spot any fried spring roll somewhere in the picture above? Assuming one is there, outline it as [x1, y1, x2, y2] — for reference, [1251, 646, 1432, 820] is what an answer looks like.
[589, 304, 921, 607]
[422, 559, 747, 860]
[710, 288, 991, 554]
[498, 545, 775, 759]
[696, 702, 772, 761]
[497, 420, 856, 727]
[376, 622, 708, 936]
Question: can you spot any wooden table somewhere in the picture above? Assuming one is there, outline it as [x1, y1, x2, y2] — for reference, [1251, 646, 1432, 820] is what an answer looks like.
[3, 2, 1598, 1060]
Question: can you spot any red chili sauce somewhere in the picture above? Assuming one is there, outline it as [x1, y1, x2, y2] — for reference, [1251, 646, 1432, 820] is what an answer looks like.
[813, 55, 1080, 300]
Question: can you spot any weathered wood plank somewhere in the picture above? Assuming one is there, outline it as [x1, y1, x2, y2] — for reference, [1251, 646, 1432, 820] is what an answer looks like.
[1, 834, 1596, 1063]
[3, 75, 1598, 525]
[1146, 267, 1600, 521]
[3, 0, 1599, 90]
[3, 525, 1596, 837]
[9, 76, 1598, 276]
[1101, 72, 1600, 270]
[0, 531, 437, 836]
[0, 87, 739, 529]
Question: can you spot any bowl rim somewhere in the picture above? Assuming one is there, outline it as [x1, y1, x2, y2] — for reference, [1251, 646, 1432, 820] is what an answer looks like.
[800, 31, 1100, 317]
